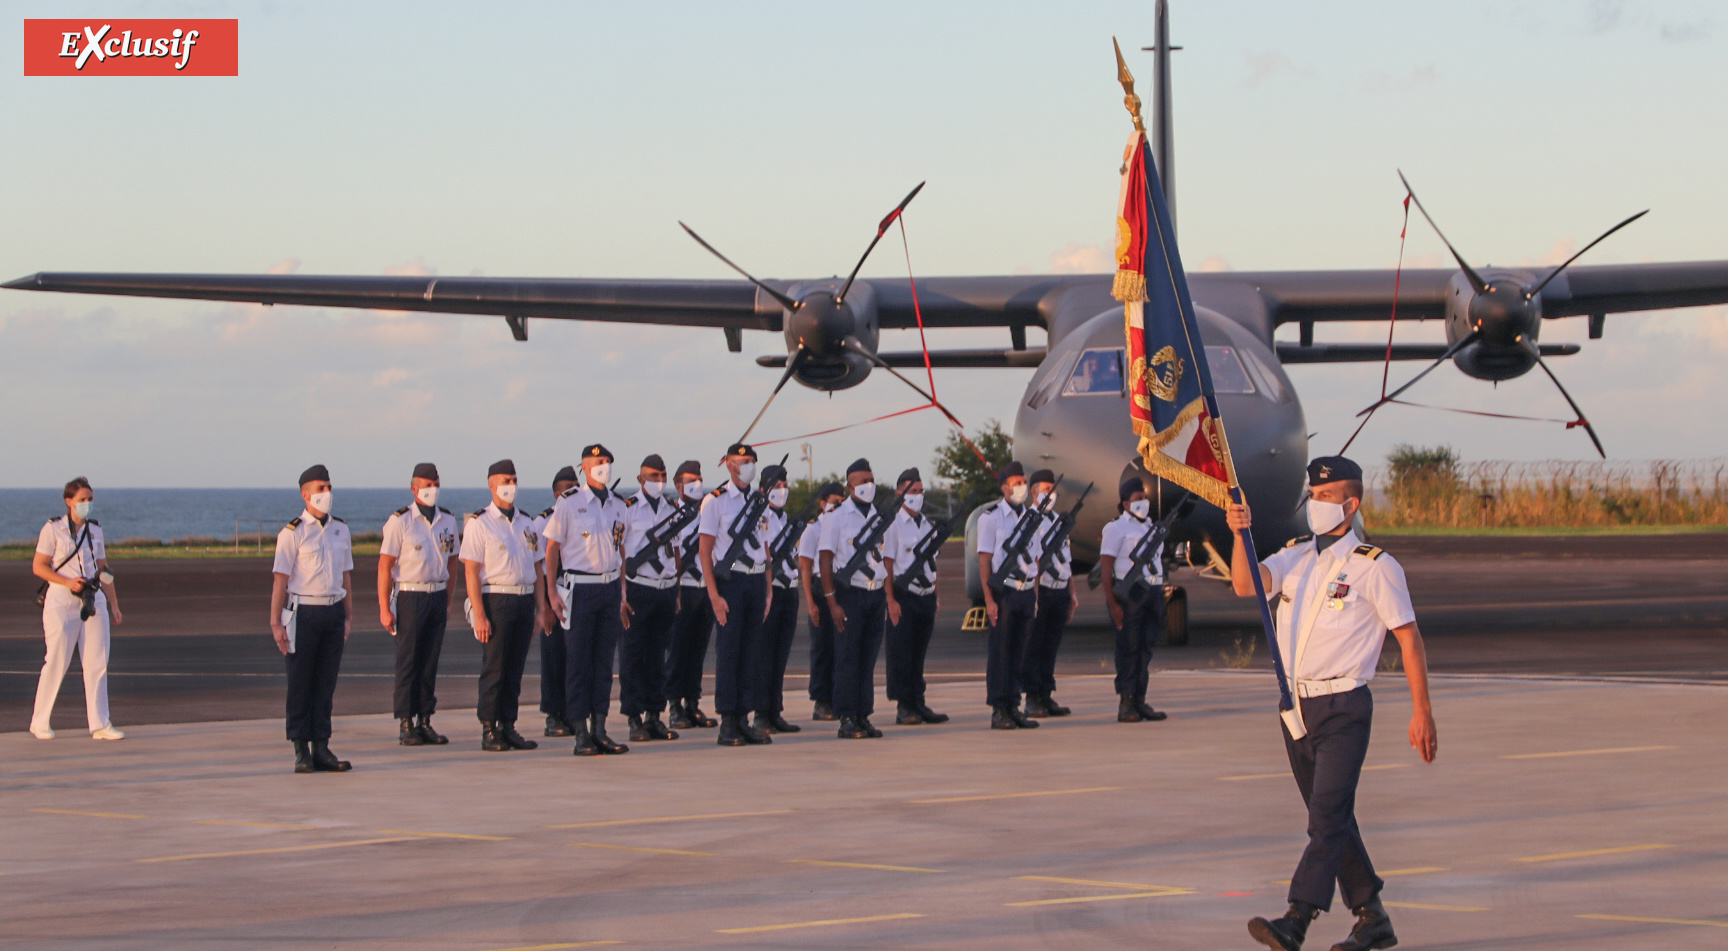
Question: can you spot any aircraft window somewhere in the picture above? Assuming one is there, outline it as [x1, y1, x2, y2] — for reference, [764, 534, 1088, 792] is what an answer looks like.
[1205, 347, 1256, 395]
[1241, 346, 1289, 403]
[1064, 348, 1126, 396]
[1026, 348, 1079, 409]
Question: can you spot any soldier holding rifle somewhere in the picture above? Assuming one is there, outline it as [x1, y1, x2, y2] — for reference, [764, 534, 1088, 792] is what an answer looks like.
[974, 461, 1043, 730]
[698, 442, 774, 747]
[882, 467, 950, 726]
[618, 454, 684, 743]
[797, 482, 846, 721]
[754, 462, 805, 735]
[1023, 470, 1085, 719]
[819, 458, 897, 740]
[1098, 478, 1171, 723]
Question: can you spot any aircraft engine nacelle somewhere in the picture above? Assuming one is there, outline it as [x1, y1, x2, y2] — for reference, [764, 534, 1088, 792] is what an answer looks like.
[1444, 270, 1543, 382]
[765, 279, 882, 391]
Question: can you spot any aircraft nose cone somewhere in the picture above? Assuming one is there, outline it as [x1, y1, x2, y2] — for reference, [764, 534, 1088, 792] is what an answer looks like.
[1468, 284, 1535, 345]
[787, 292, 853, 356]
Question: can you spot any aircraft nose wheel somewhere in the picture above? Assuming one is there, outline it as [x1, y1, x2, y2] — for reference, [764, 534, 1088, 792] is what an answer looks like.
[1162, 585, 1189, 646]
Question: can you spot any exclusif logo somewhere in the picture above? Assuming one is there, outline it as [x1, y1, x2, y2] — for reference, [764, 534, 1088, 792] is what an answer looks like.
[23, 20, 238, 76]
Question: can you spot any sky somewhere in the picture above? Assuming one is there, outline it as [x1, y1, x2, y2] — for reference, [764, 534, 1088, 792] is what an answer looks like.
[2, 0, 1724, 487]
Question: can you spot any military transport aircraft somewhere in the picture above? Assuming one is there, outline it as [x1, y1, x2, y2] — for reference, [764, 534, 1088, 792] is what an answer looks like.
[8, 4, 1728, 636]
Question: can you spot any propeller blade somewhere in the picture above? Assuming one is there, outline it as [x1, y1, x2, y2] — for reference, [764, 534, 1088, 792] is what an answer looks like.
[1533, 352, 1606, 458]
[1398, 171, 1489, 294]
[1356, 330, 1480, 416]
[1525, 209, 1650, 300]
[738, 347, 806, 444]
[836, 181, 927, 304]
[678, 222, 800, 312]
[842, 337, 939, 403]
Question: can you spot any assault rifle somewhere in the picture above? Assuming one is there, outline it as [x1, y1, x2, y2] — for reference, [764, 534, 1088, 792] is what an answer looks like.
[767, 497, 821, 587]
[892, 505, 952, 596]
[1034, 481, 1094, 579]
[1112, 492, 1194, 606]
[832, 490, 906, 588]
[987, 486, 1058, 591]
[624, 500, 700, 576]
[711, 487, 771, 582]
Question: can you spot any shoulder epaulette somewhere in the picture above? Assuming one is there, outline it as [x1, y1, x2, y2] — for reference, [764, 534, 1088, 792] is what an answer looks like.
[87, 518, 100, 526]
[560, 486, 580, 498]
[624, 496, 638, 508]
[286, 517, 303, 530]
[1284, 534, 1313, 549]
[538, 506, 555, 519]
[393, 506, 410, 516]
[331, 516, 346, 524]
[437, 505, 452, 515]
[1354, 544, 1384, 560]
[49, 515, 63, 523]
[467, 508, 485, 520]
[982, 500, 1000, 513]
[710, 486, 725, 497]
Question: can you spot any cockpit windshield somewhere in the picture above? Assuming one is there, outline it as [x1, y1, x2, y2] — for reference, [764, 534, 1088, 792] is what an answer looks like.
[1063, 345, 1258, 397]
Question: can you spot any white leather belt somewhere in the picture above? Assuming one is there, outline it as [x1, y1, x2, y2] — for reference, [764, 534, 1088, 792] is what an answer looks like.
[289, 593, 344, 606]
[1296, 677, 1364, 699]
[1039, 578, 1070, 590]
[627, 575, 678, 590]
[481, 584, 534, 595]
[848, 577, 885, 592]
[997, 578, 1036, 592]
[395, 582, 445, 593]
[734, 566, 767, 576]
[772, 578, 797, 590]
[680, 578, 705, 589]
[896, 581, 935, 597]
[563, 569, 620, 585]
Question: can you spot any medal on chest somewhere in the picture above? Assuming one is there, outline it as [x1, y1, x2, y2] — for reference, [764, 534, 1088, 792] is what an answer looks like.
[1324, 571, 1350, 610]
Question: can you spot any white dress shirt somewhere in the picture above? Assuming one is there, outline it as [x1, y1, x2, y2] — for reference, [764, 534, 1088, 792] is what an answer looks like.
[975, 500, 1044, 589]
[36, 517, 106, 608]
[882, 508, 941, 595]
[544, 484, 626, 576]
[459, 502, 543, 589]
[764, 506, 804, 589]
[273, 510, 353, 598]
[697, 480, 771, 575]
[1100, 511, 1164, 583]
[819, 497, 888, 591]
[623, 492, 683, 584]
[1037, 509, 1073, 588]
[1261, 529, 1416, 687]
[380, 504, 459, 586]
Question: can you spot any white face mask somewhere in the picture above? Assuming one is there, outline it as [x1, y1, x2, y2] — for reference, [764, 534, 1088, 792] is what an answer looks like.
[1128, 499, 1151, 519]
[415, 486, 439, 507]
[853, 482, 876, 504]
[308, 490, 332, 515]
[1008, 483, 1028, 505]
[589, 462, 612, 487]
[682, 479, 705, 501]
[734, 461, 756, 484]
[72, 500, 93, 520]
[903, 493, 924, 513]
[495, 483, 517, 507]
[640, 480, 664, 499]
[768, 486, 789, 507]
[1307, 497, 1349, 534]
[822, 498, 840, 513]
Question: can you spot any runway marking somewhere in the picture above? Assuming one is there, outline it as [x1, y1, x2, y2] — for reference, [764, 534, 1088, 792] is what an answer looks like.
[30, 808, 147, 820]
[716, 912, 923, 934]
[911, 786, 1119, 804]
[1383, 901, 1488, 912]
[1016, 875, 1177, 891]
[785, 859, 944, 873]
[1006, 889, 1193, 907]
[568, 842, 714, 856]
[480, 942, 623, 951]
[1500, 745, 1676, 760]
[548, 809, 790, 829]
[374, 829, 514, 841]
[136, 836, 423, 863]
[195, 820, 321, 829]
[1380, 866, 1449, 877]
[1515, 844, 1671, 863]
[1217, 764, 1408, 781]
[1578, 913, 1728, 929]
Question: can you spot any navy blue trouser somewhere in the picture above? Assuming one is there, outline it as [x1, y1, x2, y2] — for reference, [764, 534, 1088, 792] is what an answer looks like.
[759, 585, 800, 714]
[665, 585, 713, 705]
[1021, 584, 1071, 696]
[539, 609, 568, 718]
[807, 594, 837, 704]
[1283, 686, 1384, 912]
[619, 582, 676, 716]
[563, 581, 622, 721]
[392, 590, 447, 719]
[477, 593, 535, 723]
[713, 574, 768, 717]
[1113, 593, 1163, 697]
[833, 586, 886, 720]
[885, 590, 936, 703]
[986, 586, 1037, 708]
[285, 603, 345, 741]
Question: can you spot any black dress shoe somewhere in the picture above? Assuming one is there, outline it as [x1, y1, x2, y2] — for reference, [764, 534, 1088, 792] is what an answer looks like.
[991, 706, 1018, 730]
[738, 716, 773, 745]
[591, 716, 628, 754]
[1024, 693, 1051, 718]
[767, 711, 800, 733]
[1249, 902, 1319, 951]
[811, 699, 837, 721]
[860, 716, 883, 738]
[688, 702, 718, 728]
[544, 714, 573, 737]
[571, 723, 600, 756]
[501, 721, 539, 750]
[1043, 695, 1071, 716]
[417, 714, 449, 744]
[628, 715, 652, 743]
[293, 739, 315, 773]
[482, 721, 510, 751]
[1331, 899, 1397, 951]
[399, 717, 425, 746]
[1134, 696, 1168, 721]
[916, 702, 950, 724]
[896, 701, 923, 726]
[752, 712, 777, 735]
[667, 700, 696, 731]
[1007, 705, 1039, 729]
[717, 714, 749, 747]
[310, 739, 352, 772]
[837, 716, 870, 739]
[645, 712, 679, 740]
[1118, 695, 1144, 723]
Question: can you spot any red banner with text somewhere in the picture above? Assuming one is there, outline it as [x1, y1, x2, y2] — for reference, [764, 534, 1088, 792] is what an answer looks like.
[24, 20, 238, 76]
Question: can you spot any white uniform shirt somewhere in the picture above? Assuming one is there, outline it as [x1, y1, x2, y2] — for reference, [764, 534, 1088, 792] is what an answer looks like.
[796, 509, 827, 582]
[764, 506, 803, 589]
[673, 497, 708, 588]
[37, 517, 105, 606]
[1261, 530, 1416, 686]
[1100, 511, 1164, 583]
[544, 484, 626, 575]
[1037, 509, 1073, 588]
[819, 497, 888, 590]
[975, 500, 1044, 586]
[882, 508, 941, 595]
[697, 480, 772, 575]
[458, 502, 543, 588]
[622, 492, 683, 583]
[380, 505, 459, 585]
[272, 511, 353, 598]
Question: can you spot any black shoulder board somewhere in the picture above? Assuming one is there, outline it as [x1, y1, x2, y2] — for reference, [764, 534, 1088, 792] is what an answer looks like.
[561, 486, 580, 498]
[88, 518, 100, 526]
[49, 515, 64, 523]
[331, 516, 347, 524]
[467, 508, 485, 519]
[286, 517, 303, 530]
[1284, 534, 1313, 549]
[394, 506, 410, 516]
[982, 500, 1000, 514]
[624, 496, 638, 508]
[1354, 544, 1385, 560]
[437, 505, 452, 515]
[538, 507, 555, 519]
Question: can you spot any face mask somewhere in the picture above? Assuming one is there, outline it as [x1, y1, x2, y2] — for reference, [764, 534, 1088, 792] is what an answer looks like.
[416, 486, 439, 507]
[735, 461, 757, 484]
[1307, 497, 1349, 534]
[768, 486, 789, 507]
[904, 493, 924, 513]
[682, 480, 705, 501]
[309, 490, 332, 514]
[1008, 483, 1028, 505]
[822, 498, 840, 513]
[496, 484, 518, 506]
[853, 482, 877, 504]
[73, 500, 93, 520]
[1128, 499, 1150, 519]
[640, 480, 664, 499]
[590, 462, 612, 486]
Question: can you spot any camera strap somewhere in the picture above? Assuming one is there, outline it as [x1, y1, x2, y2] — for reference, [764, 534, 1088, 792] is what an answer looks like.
[34, 520, 91, 607]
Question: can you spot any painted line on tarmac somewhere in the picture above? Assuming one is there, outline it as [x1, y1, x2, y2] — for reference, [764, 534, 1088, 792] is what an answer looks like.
[568, 842, 714, 856]
[911, 786, 1119, 804]
[1217, 764, 1408, 782]
[1383, 901, 1488, 912]
[374, 829, 514, 841]
[1380, 866, 1448, 877]
[1007, 890, 1193, 907]
[30, 808, 147, 819]
[1500, 745, 1676, 760]
[785, 859, 944, 873]
[1579, 913, 1728, 929]
[1016, 875, 1184, 891]
[195, 820, 321, 829]
[137, 836, 424, 863]
[716, 913, 923, 934]
[1514, 844, 1671, 863]
[549, 809, 791, 829]
[480, 942, 623, 951]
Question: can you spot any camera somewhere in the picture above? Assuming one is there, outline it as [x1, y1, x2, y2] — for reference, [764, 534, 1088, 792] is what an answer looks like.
[79, 570, 115, 621]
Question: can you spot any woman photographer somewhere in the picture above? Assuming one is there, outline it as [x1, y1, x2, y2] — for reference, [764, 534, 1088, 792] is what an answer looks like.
[30, 476, 124, 740]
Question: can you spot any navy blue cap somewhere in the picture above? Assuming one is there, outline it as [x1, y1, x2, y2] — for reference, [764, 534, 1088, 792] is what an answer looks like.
[641, 454, 666, 472]
[1307, 456, 1363, 485]
[896, 467, 921, 487]
[298, 464, 329, 486]
[997, 460, 1025, 484]
[411, 462, 439, 481]
[1120, 478, 1145, 501]
[552, 465, 578, 487]
[487, 459, 516, 478]
[674, 460, 702, 480]
[1028, 468, 1056, 486]
[759, 464, 788, 488]
[817, 480, 844, 499]
[846, 458, 872, 476]
[725, 442, 758, 460]
[582, 444, 613, 463]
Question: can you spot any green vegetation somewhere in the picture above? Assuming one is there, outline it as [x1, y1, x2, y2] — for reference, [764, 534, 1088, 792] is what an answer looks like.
[932, 419, 1014, 526]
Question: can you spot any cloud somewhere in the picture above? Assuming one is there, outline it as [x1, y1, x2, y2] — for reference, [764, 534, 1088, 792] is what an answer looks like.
[1244, 51, 1316, 89]
[383, 257, 437, 277]
[267, 257, 302, 275]
[1047, 242, 1114, 274]
[1659, 19, 1710, 42]
[1197, 255, 1231, 273]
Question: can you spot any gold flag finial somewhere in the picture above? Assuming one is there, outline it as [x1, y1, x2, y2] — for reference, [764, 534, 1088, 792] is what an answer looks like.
[1113, 36, 1145, 134]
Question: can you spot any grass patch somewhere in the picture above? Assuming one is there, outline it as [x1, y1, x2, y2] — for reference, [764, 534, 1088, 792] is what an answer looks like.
[1372, 524, 1728, 537]
[1, 539, 385, 560]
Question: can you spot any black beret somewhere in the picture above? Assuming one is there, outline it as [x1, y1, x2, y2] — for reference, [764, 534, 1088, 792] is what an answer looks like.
[817, 481, 844, 499]
[725, 442, 758, 460]
[298, 464, 329, 486]
[411, 462, 439, 481]
[896, 467, 921, 487]
[1307, 456, 1363, 485]
[674, 460, 702, 480]
[846, 458, 872, 476]
[1028, 468, 1056, 486]
[1120, 478, 1145, 501]
[552, 465, 578, 487]
[582, 444, 614, 463]
[759, 464, 788, 488]
[997, 460, 1025, 484]
[640, 454, 666, 472]
[487, 459, 516, 478]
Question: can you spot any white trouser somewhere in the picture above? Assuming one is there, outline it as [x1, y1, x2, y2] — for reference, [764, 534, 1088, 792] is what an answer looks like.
[34, 590, 112, 733]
